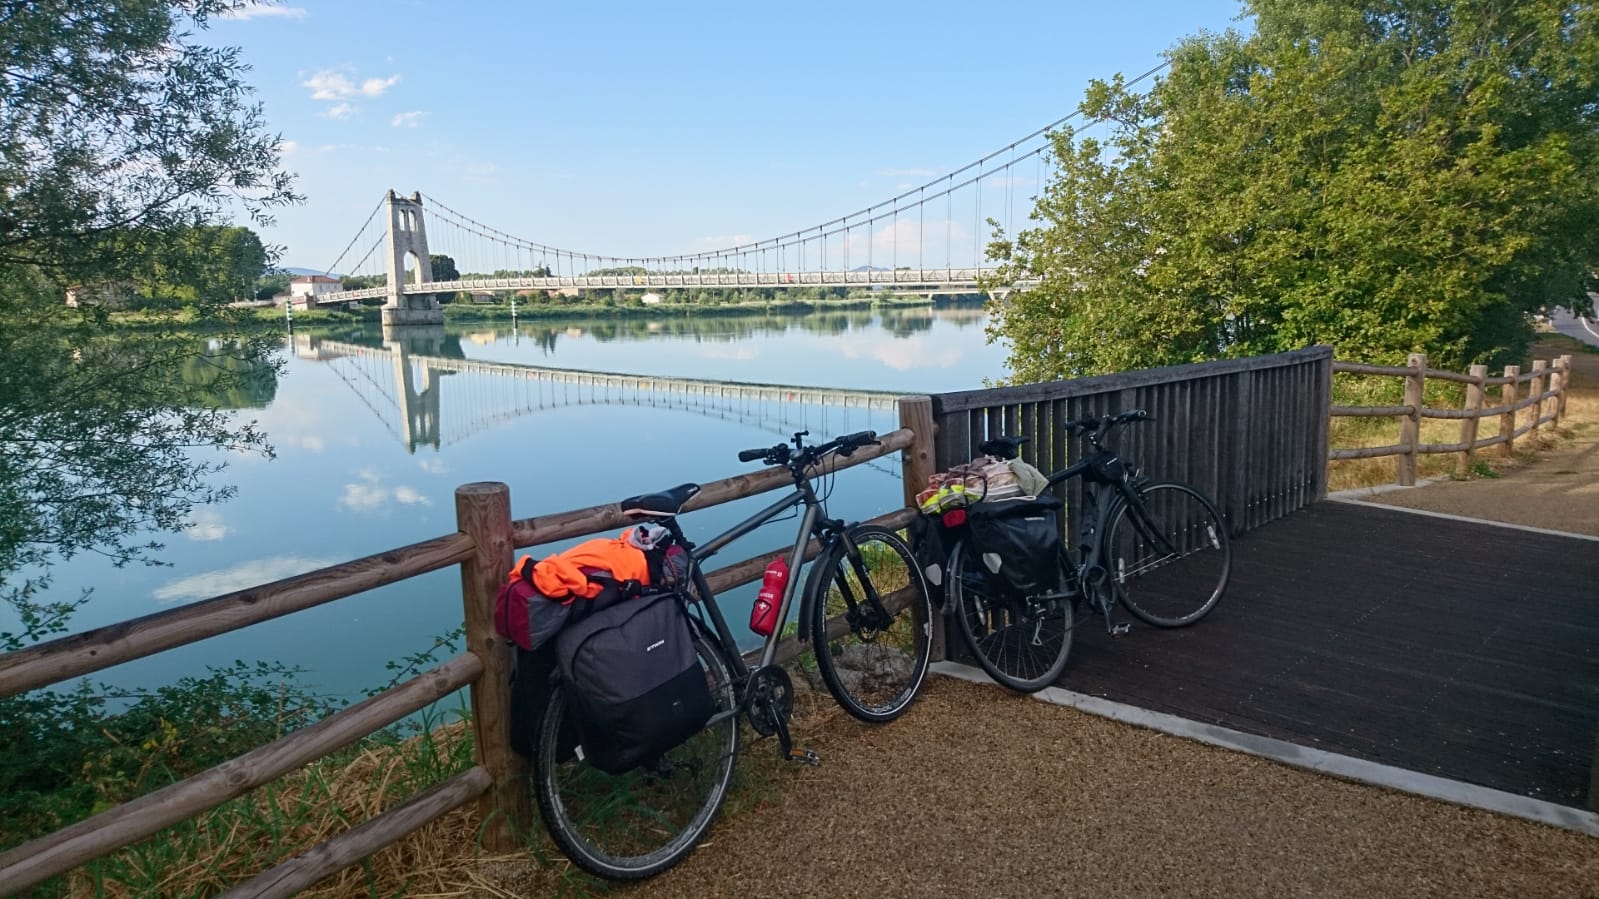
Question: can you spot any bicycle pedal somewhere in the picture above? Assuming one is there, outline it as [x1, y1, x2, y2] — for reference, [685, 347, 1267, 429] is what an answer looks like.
[1109, 622, 1133, 637]
[786, 748, 822, 766]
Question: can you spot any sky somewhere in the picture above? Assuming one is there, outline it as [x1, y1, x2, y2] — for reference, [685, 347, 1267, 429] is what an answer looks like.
[209, 0, 1254, 273]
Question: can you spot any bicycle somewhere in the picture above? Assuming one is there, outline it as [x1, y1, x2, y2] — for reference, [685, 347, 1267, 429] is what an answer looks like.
[941, 409, 1231, 693]
[531, 429, 935, 880]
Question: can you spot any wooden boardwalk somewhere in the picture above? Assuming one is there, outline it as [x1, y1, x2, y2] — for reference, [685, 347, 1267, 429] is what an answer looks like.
[1056, 500, 1599, 809]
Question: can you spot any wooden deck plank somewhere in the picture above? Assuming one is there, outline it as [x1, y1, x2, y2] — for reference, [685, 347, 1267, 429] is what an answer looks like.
[1055, 501, 1599, 809]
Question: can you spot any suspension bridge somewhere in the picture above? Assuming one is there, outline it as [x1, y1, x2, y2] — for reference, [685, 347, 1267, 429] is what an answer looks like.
[293, 334, 903, 457]
[307, 67, 1181, 327]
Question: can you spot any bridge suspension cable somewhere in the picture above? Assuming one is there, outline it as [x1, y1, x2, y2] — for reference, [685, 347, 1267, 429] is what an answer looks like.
[399, 60, 1170, 282]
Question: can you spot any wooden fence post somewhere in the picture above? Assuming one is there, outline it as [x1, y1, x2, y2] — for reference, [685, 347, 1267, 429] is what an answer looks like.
[1500, 364, 1520, 458]
[1555, 354, 1572, 425]
[898, 395, 945, 662]
[454, 482, 528, 852]
[1398, 353, 1425, 486]
[1455, 363, 1488, 478]
[1530, 359, 1548, 440]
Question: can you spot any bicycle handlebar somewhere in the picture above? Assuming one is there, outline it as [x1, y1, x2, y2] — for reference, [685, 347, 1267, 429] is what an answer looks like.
[1064, 409, 1153, 437]
[737, 430, 880, 468]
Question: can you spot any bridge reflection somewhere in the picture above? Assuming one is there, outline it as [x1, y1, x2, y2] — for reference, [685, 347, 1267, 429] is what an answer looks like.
[291, 331, 904, 459]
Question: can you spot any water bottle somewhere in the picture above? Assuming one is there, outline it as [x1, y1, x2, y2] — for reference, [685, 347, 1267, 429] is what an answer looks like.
[750, 556, 788, 636]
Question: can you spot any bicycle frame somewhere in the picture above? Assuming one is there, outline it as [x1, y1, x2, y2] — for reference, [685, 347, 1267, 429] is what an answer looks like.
[658, 474, 838, 683]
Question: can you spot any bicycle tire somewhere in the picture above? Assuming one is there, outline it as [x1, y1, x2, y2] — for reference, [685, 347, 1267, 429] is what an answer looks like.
[1105, 481, 1231, 627]
[806, 524, 933, 723]
[532, 625, 738, 881]
[947, 538, 1073, 692]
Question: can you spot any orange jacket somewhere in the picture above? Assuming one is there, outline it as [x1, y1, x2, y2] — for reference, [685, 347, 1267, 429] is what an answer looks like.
[509, 528, 653, 601]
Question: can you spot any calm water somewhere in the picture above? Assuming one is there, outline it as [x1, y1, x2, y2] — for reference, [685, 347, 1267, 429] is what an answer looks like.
[21, 305, 1010, 701]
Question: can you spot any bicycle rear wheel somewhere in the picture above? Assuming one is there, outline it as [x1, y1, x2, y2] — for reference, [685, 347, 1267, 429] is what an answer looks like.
[1105, 481, 1231, 627]
[532, 626, 738, 881]
[947, 538, 1073, 692]
[806, 524, 933, 723]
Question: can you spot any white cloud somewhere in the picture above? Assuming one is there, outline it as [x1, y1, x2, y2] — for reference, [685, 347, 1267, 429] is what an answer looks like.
[183, 509, 230, 542]
[417, 458, 449, 475]
[303, 70, 402, 101]
[279, 139, 300, 155]
[221, 4, 307, 21]
[154, 555, 340, 603]
[391, 110, 426, 128]
[880, 167, 939, 178]
[836, 334, 965, 371]
[325, 102, 354, 120]
[695, 234, 756, 250]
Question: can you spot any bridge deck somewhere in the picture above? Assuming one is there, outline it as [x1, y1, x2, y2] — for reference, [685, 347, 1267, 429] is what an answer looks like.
[1055, 500, 1599, 809]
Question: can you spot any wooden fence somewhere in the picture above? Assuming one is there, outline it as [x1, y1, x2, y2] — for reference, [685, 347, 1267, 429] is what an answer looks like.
[927, 346, 1336, 536]
[0, 428, 924, 897]
[1330, 353, 1574, 485]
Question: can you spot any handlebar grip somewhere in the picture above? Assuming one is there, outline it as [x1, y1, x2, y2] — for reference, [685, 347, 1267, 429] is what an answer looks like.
[841, 430, 878, 445]
[738, 448, 769, 463]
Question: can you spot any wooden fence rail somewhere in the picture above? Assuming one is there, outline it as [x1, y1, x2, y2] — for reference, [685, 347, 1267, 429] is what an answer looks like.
[1329, 353, 1573, 485]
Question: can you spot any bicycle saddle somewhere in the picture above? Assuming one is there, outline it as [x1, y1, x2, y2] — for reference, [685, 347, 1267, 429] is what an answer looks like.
[978, 434, 1030, 460]
[620, 483, 701, 519]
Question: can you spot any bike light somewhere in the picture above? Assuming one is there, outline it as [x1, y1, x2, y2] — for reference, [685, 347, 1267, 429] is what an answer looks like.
[942, 508, 968, 527]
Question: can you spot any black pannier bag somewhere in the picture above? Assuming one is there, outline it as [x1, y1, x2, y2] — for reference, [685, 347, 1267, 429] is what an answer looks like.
[965, 494, 1064, 597]
[554, 589, 715, 775]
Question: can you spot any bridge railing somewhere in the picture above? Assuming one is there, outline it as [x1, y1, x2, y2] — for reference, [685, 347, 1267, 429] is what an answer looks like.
[1330, 353, 1574, 485]
[0, 413, 929, 897]
[927, 347, 1336, 536]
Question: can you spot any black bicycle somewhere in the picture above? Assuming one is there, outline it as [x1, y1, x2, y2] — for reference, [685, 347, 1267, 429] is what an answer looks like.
[943, 410, 1231, 692]
[531, 429, 934, 880]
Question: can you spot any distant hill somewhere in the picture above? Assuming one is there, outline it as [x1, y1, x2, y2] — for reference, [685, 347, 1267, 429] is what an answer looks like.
[278, 266, 343, 278]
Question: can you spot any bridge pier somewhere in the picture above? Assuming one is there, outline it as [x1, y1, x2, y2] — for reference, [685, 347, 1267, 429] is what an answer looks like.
[383, 190, 445, 328]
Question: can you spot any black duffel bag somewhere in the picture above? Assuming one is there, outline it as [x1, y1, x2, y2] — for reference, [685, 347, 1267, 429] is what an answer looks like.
[965, 494, 1064, 597]
[554, 589, 715, 775]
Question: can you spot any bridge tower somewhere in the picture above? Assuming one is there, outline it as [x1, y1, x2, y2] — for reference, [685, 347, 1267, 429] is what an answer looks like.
[382, 190, 445, 328]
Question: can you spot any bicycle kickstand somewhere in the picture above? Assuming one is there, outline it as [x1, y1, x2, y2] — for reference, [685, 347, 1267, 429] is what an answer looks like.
[772, 710, 821, 767]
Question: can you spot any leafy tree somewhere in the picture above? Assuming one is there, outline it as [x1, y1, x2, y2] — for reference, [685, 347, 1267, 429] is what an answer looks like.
[985, 0, 1599, 380]
[427, 253, 459, 281]
[0, 0, 298, 637]
[256, 271, 291, 301]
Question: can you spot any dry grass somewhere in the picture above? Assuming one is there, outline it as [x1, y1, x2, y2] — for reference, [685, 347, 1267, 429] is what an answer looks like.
[1327, 335, 1599, 492]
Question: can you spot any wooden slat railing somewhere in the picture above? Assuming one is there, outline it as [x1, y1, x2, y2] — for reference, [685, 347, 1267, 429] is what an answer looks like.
[926, 347, 1336, 537]
[1330, 353, 1573, 485]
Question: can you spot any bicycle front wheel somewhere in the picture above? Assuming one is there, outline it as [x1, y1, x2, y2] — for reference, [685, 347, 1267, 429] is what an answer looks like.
[532, 626, 738, 881]
[1105, 481, 1231, 628]
[806, 524, 933, 723]
[948, 538, 1073, 692]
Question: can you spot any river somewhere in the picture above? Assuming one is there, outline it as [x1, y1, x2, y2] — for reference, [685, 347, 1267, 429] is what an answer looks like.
[23, 304, 1010, 702]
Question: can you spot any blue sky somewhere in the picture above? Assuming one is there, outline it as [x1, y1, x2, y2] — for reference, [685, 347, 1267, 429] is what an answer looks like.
[211, 0, 1253, 272]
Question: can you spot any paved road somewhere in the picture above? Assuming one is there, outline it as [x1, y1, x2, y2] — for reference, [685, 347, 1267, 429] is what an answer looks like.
[1551, 305, 1599, 348]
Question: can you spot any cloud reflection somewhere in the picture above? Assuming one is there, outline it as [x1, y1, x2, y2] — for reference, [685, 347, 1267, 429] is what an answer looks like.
[340, 470, 433, 512]
[183, 509, 230, 542]
[154, 555, 341, 603]
[836, 335, 965, 371]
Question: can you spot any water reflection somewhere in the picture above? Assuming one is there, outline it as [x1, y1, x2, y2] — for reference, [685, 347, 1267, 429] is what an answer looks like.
[14, 305, 1005, 700]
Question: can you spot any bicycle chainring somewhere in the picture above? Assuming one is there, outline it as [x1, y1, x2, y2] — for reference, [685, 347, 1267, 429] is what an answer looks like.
[745, 665, 795, 738]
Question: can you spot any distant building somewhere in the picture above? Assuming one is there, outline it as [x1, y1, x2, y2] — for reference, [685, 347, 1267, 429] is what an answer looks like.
[641, 292, 663, 305]
[65, 281, 138, 308]
[289, 274, 344, 305]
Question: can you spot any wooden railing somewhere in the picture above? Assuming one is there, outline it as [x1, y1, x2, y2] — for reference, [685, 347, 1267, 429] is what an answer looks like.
[926, 347, 1336, 536]
[0, 419, 928, 897]
[1330, 353, 1574, 485]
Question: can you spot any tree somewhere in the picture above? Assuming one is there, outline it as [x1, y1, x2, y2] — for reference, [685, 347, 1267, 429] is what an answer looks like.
[428, 254, 459, 282]
[0, 0, 299, 640]
[985, 0, 1599, 381]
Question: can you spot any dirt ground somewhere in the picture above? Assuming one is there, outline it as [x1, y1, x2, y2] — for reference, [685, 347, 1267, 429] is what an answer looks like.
[468, 340, 1599, 897]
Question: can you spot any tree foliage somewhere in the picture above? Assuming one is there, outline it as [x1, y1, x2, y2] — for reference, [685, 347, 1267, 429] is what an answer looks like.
[986, 0, 1599, 381]
[0, 1, 298, 635]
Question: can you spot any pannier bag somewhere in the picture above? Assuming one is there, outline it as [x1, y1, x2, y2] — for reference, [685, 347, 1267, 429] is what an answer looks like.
[555, 589, 715, 775]
[965, 494, 1064, 597]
